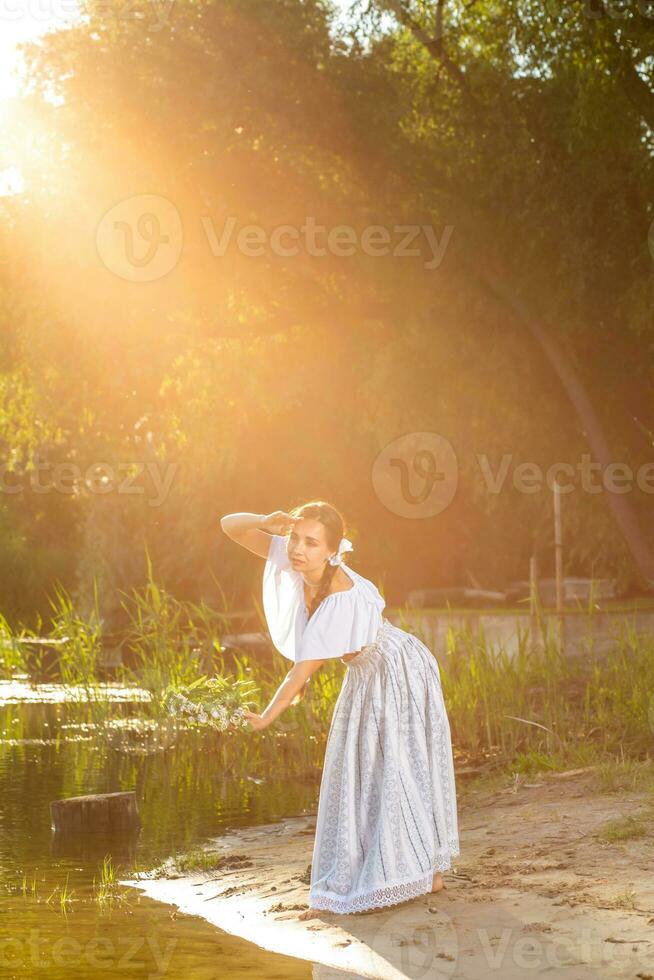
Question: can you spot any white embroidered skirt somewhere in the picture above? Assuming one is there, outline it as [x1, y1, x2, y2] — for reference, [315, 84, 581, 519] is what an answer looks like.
[308, 617, 460, 914]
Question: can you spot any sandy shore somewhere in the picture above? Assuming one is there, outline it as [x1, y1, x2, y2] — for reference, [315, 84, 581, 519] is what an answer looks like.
[123, 769, 654, 978]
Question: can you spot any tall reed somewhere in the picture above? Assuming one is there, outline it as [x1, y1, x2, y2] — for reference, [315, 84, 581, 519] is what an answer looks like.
[435, 618, 654, 767]
[118, 549, 231, 706]
[0, 612, 24, 677]
[48, 578, 102, 693]
[2, 556, 652, 776]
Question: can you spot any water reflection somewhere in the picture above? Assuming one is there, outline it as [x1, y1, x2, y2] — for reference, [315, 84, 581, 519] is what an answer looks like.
[0, 685, 321, 978]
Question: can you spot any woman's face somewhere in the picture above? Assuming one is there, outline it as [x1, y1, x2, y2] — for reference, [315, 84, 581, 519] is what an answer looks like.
[287, 518, 333, 572]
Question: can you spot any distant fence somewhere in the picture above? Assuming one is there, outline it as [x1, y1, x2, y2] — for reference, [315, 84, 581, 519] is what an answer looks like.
[388, 608, 654, 661]
[8, 607, 653, 677]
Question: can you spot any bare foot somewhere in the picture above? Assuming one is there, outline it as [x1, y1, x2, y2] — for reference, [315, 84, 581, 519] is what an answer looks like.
[431, 873, 444, 893]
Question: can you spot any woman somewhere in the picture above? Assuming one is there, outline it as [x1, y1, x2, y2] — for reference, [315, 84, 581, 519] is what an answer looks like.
[220, 500, 460, 915]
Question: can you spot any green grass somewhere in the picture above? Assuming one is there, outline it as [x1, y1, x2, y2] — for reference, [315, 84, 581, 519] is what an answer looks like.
[391, 599, 654, 616]
[21, 871, 38, 897]
[429, 619, 654, 766]
[2, 569, 654, 781]
[45, 871, 75, 911]
[593, 758, 654, 795]
[167, 849, 253, 875]
[92, 855, 132, 908]
[610, 887, 638, 909]
[594, 813, 652, 843]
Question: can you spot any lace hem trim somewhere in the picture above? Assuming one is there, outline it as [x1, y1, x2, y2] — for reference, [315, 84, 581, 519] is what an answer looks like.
[309, 846, 460, 914]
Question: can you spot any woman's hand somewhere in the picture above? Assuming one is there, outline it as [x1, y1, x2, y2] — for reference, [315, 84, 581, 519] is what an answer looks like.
[242, 710, 269, 731]
[261, 511, 299, 535]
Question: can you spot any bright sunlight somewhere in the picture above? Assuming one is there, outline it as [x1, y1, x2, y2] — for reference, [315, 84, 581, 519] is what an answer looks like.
[0, 2, 81, 194]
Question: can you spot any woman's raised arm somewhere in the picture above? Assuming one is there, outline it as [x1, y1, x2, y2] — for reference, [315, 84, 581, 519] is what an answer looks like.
[219, 510, 299, 559]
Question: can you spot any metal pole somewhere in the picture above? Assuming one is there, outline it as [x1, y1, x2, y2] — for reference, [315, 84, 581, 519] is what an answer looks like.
[553, 481, 564, 653]
[529, 554, 541, 650]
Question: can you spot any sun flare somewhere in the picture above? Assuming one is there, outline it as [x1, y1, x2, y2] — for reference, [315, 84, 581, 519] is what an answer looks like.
[0, 10, 76, 99]
[0, 5, 82, 195]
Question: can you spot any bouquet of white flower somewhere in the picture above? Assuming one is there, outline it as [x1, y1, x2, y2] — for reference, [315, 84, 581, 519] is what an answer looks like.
[161, 675, 259, 731]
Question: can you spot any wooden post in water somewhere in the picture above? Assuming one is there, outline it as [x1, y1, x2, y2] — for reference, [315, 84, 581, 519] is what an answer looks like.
[553, 481, 565, 654]
[50, 791, 140, 834]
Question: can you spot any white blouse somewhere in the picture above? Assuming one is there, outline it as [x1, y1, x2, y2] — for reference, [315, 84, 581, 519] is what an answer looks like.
[262, 533, 386, 663]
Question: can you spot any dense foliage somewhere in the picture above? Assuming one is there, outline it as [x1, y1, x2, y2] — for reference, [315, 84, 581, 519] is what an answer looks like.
[0, 0, 652, 625]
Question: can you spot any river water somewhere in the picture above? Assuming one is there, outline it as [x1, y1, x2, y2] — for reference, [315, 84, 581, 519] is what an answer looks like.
[0, 680, 321, 978]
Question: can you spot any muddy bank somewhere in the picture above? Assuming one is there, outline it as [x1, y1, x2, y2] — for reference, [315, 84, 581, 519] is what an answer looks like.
[123, 769, 654, 978]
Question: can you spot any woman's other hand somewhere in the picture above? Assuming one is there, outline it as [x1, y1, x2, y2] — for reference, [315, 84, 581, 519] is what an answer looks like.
[242, 710, 269, 731]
